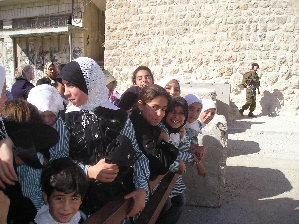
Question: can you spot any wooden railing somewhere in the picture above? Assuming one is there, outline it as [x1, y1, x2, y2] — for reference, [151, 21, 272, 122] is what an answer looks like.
[83, 171, 179, 224]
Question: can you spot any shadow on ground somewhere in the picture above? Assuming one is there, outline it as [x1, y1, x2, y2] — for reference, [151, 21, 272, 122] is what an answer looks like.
[227, 139, 260, 157]
[228, 119, 265, 134]
[179, 166, 299, 224]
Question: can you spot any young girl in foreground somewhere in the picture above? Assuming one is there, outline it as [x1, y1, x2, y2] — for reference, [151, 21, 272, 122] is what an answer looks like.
[35, 157, 88, 224]
[57, 57, 149, 220]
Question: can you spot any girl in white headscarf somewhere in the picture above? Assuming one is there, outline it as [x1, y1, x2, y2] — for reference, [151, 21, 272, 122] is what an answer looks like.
[15, 84, 69, 210]
[184, 94, 203, 144]
[200, 98, 217, 126]
[184, 94, 208, 177]
[57, 57, 149, 220]
[157, 75, 181, 97]
[0, 84, 68, 210]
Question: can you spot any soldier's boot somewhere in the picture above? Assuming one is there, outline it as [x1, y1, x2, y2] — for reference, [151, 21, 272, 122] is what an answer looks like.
[239, 109, 244, 116]
[248, 112, 256, 117]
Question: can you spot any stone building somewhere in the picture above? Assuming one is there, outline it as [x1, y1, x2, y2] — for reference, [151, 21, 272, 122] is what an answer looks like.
[103, 0, 299, 116]
[1, 0, 299, 116]
[0, 0, 105, 85]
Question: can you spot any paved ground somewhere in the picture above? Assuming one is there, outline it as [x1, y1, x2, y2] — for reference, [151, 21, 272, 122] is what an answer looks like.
[178, 115, 299, 224]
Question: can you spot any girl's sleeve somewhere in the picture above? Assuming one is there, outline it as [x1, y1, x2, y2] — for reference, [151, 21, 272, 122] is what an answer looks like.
[178, 135, 194, 164]
[120, 118, 150, 192]
[49, 118, 70, 160]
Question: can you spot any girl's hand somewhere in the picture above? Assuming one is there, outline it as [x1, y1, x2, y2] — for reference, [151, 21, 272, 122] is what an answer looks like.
[87, 158, 119, 182]
[0, 138, 18, 189]
[177, 160, 186, 175]
[159, 130, 169, 143]
[124, 189, 146, 217]
[189, 144, 207, 162]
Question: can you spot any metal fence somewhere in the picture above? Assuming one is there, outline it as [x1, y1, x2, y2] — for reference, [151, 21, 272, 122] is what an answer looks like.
[12, 14, 70, 30]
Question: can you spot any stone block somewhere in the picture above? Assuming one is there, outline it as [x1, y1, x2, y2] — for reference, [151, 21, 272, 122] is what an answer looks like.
[183, 114, 228, 207]
[180, 83, 231, 121]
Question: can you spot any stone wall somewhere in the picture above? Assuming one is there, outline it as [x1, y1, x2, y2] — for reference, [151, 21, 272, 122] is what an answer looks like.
[104, 0, 299, 117]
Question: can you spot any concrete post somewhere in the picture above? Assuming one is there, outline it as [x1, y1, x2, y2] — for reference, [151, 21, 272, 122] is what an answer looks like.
[183, 114, 228, 207]
[180, 84, 229, 207]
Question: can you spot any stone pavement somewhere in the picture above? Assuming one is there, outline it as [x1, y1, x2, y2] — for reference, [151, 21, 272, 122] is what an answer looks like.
[178, 115, 299, 224]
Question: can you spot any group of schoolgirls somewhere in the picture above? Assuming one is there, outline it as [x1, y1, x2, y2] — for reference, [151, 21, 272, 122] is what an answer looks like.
[0, 58, 216, 224]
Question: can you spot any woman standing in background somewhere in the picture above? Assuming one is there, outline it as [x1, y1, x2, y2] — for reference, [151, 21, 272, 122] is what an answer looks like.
[11, 64, 35, 100]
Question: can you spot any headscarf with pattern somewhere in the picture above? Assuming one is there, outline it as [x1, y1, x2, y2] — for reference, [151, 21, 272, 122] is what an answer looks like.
[57, 57, 109, 111]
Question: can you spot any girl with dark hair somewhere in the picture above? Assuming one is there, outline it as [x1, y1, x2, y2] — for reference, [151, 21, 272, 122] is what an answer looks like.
[132, 66, 154, 87]
[129, 84, 178, 181]
[157, 96, 205, 224]
[1, 99, 43, 124]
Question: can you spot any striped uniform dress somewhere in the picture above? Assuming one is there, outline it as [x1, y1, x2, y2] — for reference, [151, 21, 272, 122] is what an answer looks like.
[17, 117, 70, 210]
[159, 123, 195, 198]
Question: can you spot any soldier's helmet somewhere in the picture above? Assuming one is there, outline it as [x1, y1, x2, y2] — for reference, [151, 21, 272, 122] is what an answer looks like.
[252, 63, 259, 69]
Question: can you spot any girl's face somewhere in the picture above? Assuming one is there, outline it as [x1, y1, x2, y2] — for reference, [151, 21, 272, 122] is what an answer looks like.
[187, 102, 202, 123]
[138, 95, 168, 126]
[165, 80, 180, 97]
[62, 80, 88, 107]
[200, 108, 216, 124]
[41, 111, 57, 126]
[134, 70, 154, 87]
[43, 190, 82, 223]
[165, 106, 186, 129]
[48, 65, 58, 79]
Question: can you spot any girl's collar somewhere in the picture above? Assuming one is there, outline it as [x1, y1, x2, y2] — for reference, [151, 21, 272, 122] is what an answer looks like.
[35, 204, 81, 224]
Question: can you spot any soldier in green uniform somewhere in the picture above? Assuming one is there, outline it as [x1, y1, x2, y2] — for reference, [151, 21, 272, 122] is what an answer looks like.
[239, 63, 260, 117]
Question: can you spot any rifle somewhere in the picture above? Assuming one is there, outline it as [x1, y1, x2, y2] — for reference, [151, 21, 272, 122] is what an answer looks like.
[246, 79, 255, 97]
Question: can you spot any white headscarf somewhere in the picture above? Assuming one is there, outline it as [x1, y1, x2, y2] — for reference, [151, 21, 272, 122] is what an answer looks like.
[157, 75, 180, 88]
[185, 94, 203, 130]
[185, 94, 202, 106]
[74, 57, 109, 111]
[0, 66, 6, 93]
[201, 98, 217, 114]
[27, 84, 64, 115]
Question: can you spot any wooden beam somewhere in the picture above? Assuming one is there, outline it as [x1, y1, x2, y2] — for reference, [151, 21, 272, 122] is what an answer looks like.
[83, 197, 133, 224]
[136, 172, 179, 224]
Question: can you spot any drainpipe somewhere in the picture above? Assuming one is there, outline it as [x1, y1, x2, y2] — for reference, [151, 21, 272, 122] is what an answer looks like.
[69, 31, 72, 62]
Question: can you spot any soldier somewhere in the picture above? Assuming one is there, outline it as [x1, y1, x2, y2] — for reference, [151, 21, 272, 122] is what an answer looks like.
[239, 63, 260, 117]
